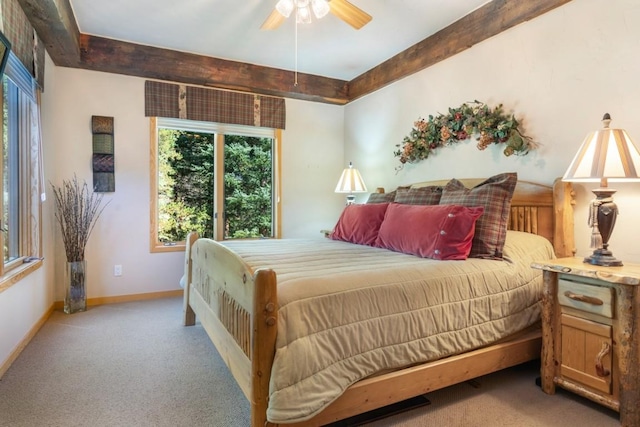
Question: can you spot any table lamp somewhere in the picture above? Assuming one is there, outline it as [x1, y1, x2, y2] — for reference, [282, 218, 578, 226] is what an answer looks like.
[335, 162, 367, 204]
[562, 113, 640, 266]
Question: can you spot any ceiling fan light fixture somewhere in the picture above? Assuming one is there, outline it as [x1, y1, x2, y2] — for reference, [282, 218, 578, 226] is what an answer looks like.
[311, 0, 330, 19]
[296, 4, 312, 24]
[262, 0, 371, 31]
[275, 0, 294, 18]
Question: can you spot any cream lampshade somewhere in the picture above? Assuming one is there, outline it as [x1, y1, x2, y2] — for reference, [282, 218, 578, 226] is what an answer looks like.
[335, 162, 367, 204]
[562, 113, 640, 266]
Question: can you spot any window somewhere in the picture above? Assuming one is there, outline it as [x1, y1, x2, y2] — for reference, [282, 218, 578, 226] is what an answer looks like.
[0, 52, 43, 288]
[150, 117, 281, 252]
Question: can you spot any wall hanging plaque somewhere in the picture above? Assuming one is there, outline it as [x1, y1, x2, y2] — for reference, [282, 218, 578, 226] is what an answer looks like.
[91, 115, 115, 192]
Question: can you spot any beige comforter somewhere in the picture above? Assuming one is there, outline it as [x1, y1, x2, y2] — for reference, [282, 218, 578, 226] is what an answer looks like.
[222, 231, 555, 423]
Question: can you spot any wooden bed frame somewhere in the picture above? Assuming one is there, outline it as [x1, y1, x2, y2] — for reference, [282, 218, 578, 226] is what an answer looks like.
[183, 178, 575, 427]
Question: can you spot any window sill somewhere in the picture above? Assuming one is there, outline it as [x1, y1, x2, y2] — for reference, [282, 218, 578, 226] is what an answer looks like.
[0, 259, 44, 294]
[151, 242, 186, 253]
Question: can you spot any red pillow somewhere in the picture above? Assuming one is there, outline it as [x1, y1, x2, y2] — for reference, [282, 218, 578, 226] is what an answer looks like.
[375, 203, 484, 260]
[330, 203, 389, 246]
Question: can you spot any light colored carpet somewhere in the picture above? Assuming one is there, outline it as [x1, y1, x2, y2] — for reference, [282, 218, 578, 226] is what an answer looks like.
[0, 297, 620, 426]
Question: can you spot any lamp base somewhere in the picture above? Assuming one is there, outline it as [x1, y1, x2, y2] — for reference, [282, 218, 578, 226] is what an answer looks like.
[583, 186, 622, 267]
[584, 248, 623, 267]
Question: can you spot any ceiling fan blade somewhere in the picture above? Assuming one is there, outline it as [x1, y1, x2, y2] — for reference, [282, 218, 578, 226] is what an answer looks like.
[329, 0, 372, 30]
[261, 9, 286, 30]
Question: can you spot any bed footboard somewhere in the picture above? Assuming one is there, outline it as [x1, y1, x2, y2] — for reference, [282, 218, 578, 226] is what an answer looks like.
[180, 177, 575, 426]
[183, 232, 277, 427]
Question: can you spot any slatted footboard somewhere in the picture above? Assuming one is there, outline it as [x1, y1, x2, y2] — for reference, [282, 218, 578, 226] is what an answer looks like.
[183, 233, 277, 427]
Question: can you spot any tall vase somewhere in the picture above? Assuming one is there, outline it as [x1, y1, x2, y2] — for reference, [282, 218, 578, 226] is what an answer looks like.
[65, 260, 87, 314]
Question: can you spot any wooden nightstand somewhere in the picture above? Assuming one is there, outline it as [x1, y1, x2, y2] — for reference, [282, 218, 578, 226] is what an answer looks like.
[531, 257, 640, 426]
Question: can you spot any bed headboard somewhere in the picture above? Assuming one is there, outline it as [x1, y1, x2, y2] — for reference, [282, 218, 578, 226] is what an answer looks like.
[405, 178, 575, 258]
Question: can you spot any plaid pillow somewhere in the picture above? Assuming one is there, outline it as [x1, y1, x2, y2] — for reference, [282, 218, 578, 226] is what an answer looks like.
[394, 186, 442, 205]
[366, 191, 396, 204]
[439, 172, 517, 259]
[366, 186, 411, 204]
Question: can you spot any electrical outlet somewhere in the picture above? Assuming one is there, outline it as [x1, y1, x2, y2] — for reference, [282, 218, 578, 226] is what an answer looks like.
[114, 264, 122, 276]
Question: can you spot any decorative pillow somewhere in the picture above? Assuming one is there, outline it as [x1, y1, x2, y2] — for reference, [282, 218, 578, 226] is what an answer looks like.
[439, 172, 517, 259]
[366, 186, 411, 204]
[366, 191, 396, 204]
[375, 203, 484, 260]
[394, 186, 442, 205]
[330, 203, 389, 246]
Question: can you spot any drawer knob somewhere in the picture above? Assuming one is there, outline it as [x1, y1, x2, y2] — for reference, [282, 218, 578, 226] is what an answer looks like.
[595, 342, 611, 377]
[564, 291, 604, 306]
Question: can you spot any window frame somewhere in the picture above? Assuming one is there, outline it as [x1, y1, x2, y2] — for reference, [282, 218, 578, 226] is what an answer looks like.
[149, 117, 282, 253]
[0, 52, 43, 292]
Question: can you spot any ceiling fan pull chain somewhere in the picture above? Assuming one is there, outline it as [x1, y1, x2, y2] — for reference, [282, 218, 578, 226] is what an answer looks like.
[294, 16, 299, 86]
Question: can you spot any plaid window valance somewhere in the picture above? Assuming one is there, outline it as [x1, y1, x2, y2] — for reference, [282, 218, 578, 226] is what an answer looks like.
[2, 0, 46, 89]
[144, 80, 286, 129]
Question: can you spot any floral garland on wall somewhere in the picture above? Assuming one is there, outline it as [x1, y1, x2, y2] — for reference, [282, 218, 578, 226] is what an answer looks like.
[394, 101, 535, 169]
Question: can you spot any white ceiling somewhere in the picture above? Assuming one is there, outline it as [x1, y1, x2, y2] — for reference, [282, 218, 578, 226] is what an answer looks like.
[69, 0, 490, 81]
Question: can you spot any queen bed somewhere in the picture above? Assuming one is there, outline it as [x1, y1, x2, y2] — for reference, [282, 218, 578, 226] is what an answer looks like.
[182, 174, 575, 426]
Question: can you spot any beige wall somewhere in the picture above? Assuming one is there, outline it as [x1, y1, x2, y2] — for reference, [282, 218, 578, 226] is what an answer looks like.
[345, 0, 640, 263]
[42, 67, 345, 301]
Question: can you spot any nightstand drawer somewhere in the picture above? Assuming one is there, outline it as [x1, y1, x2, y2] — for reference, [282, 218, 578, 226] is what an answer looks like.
[558, 279, 613, 318]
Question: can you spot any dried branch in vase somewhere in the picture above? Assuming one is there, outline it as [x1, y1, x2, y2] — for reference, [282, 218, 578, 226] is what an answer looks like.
[51, 176, 110, 262]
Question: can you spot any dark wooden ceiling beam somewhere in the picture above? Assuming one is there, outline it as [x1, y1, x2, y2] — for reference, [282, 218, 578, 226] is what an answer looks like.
[20, 0, 573, 104]
[16, 0, 80, 67]
[79, 35, 349, 105]
[348, 0, 574, 101]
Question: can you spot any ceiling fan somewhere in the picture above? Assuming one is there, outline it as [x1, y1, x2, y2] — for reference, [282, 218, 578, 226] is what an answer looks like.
[261, 0, 372, 30]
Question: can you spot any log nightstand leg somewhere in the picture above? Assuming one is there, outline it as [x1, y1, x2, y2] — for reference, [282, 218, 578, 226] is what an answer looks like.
[540, 270, 558, 395]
